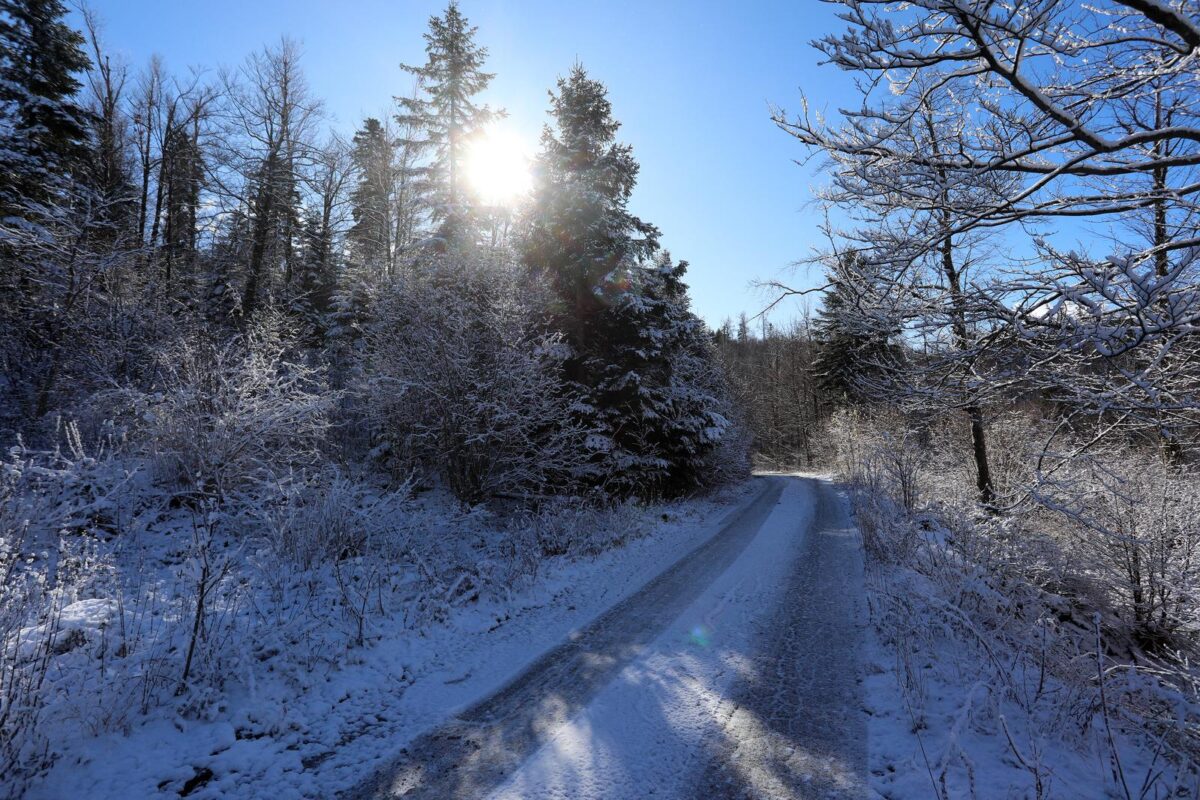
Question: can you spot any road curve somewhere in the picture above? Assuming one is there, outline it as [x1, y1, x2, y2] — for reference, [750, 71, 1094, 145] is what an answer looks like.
[347, 476, 866, 800]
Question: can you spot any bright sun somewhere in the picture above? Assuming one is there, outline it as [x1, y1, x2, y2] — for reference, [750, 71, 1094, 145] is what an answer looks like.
[465, 124, 532, 207]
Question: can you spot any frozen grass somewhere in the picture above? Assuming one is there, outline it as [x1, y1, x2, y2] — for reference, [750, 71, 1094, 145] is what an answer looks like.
[0, 425, 752, 799]
[830, 409, 1200, 798]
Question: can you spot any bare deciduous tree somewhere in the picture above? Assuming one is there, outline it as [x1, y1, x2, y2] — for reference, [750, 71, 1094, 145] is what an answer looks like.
[215, 38, 324, 317]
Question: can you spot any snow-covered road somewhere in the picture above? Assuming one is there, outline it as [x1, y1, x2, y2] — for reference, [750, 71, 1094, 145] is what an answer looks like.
[351, 476, 867, 800]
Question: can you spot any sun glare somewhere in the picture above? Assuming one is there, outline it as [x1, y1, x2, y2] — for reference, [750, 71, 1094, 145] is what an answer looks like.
[465, 124, 533, 207]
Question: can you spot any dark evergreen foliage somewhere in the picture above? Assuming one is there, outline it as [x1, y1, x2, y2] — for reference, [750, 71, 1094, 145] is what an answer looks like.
[0, 0, 92, 217]
[812, 250, 899, 402]
[522, 66, 736, 498]
[348, 118, 394, 272]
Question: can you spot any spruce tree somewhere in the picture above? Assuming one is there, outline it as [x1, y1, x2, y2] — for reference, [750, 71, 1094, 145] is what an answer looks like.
[0, 0, 92, 218]
[348, 117, 394, 273]
[812, 250, 898, 403]
[589, 251, 733, 496]
[293, 209, 337, 335]
[397, 1, 495, 246]
[0, 0, 94, 420]
[160, 125, 204, 294]
[522, 64, 659, 366]
[523, 66, 732, 497]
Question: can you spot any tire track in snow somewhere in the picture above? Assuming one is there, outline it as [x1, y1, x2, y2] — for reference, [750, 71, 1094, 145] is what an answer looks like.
[693, 478, 867, 799]
[347, 476, 785, 800]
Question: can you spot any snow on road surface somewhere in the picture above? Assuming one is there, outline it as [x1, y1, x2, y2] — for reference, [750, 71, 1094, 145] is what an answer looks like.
[353, 475, 867, 800]
[28, 483, 756, 800]
[690, 478, 865, 800]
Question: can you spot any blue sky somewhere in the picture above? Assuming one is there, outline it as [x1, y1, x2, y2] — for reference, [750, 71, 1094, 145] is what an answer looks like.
[79, 0, 855, 328]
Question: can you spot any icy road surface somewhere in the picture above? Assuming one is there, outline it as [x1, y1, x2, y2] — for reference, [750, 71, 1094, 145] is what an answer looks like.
[350, 476, 867, 799]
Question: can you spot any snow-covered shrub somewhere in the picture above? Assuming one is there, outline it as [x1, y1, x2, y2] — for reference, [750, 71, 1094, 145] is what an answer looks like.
[827, 407, 926, 513]
[836, 408, 1200, 793]
[697, 406, 753, 489]
[132, 313, 337, 501]
[245, 468, 541, 643]
[249, 470, 418, 645]
[974, 411, 1046, 502]
[1032, 452, 1200, 650]
[835, 428, 923, 564]
[249, 470, 412, 570]
[0, 536, 56, 795]
[0, 422, 148, 544]
[518, 495, 649, 558]
[0, 429, 154, 793]
[360, 254, 588, 504]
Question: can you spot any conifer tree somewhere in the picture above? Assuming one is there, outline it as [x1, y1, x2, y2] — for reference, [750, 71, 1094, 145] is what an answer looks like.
[0, 0, 95, 420]
[522, 64, 659, 368]
[812, 250, 899, 403]
[397, 1, 495, 246]
[294, 209, 336, 329]
[159, 124, 204, 294]
[523, 65, 733, 497]
[348, 117, 394, 273]
[222, 38, 321, 318]
[0, 0, 92, 218]
[589, 251, 733, 496]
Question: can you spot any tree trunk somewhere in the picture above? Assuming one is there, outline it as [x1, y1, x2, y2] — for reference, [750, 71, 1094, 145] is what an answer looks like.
[243, 183, 274, 318]
[926, 111, 997, 511]
[940, 236, 997, 510]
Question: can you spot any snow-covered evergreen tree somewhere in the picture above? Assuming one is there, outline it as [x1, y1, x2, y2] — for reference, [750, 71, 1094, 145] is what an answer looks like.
[589, 251, 735, 496]
[522, 66, 735, 497]
[521, 63, 658, 361]
[348, 117, 394, 274]
[397, 1, 495, 247]
[292, 209, 336, 334]
[0, 0, 100, 422]
[812, 250, 899, 403]
[0, 0, 92, 219]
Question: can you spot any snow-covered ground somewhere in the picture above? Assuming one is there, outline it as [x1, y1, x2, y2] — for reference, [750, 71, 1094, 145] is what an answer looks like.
[351, 474, 868, 800]
[483, 475, 865, 800]
[24, 468, 1187, 800]
[23, 481, 758, 800]
[860, 514, 1200, 800]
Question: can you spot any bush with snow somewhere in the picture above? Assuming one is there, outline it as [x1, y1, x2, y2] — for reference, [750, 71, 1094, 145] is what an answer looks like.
[360, 254, 589, 504]
[829, 408, 1200, 796]
[0, 431, 153, 793]
[127, 313, 337, 501]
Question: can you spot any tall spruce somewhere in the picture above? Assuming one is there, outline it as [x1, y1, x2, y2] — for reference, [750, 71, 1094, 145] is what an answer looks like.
[159, 119, 205, 294]
[397, 1, 495, 246]
[522, 65, 733, 497]
[0, 0, 95, 422]
[348, 117, 394, 273]
[0, 0, 92, 218]
[812, 250, 898, 403]
[522, 64, 658, 364]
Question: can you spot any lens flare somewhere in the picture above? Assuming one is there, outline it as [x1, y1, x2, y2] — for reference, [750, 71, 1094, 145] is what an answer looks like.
[688, 624, 712, 648]
[465, 124, 532, 207]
